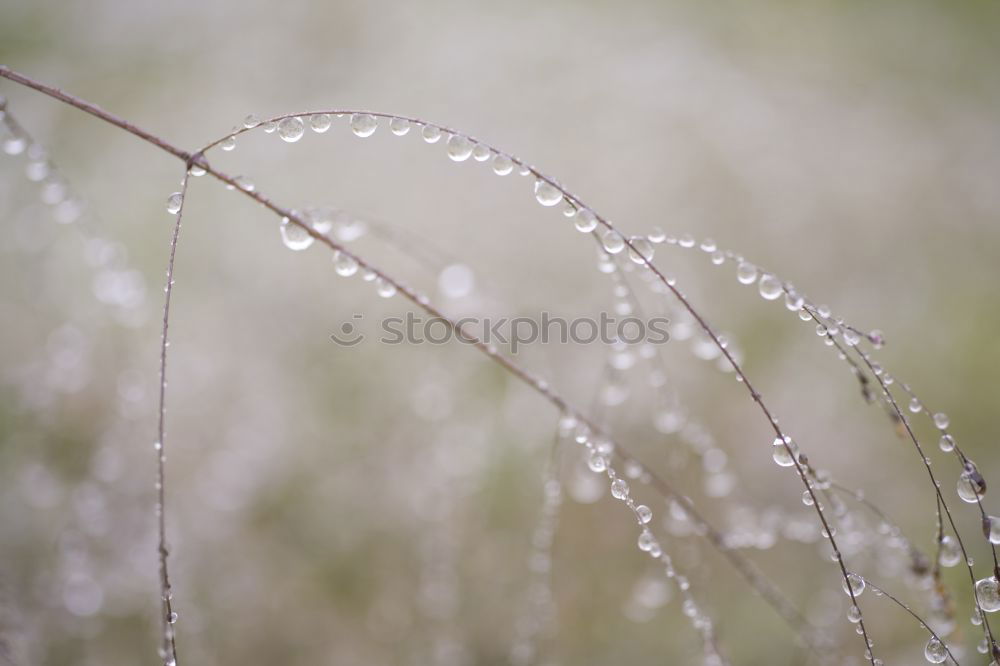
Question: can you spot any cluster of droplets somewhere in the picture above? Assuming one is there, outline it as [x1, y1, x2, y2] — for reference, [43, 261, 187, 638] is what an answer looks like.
[199, 108, 1000, 664]
[558, 415, 723, 663]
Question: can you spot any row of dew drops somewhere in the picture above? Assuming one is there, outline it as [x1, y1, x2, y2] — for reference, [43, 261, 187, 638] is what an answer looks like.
[162, 109, 1000, 663]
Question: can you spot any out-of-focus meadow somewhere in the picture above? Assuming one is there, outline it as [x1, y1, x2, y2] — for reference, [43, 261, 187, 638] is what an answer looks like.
[1, 1, 999, 664]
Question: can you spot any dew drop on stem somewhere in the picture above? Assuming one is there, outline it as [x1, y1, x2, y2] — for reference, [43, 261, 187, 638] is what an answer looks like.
[491, 153, 513, 175]
[165, 192, 183, 215]
[350, 113, 377, 138]
[277, 117, 305, 143]
[310, 114, 332, 133]
[758, 274, 782, 300]
[389, 117, 410, 136]
[279, 217, 313, 250]
[534, 179, 563, 207]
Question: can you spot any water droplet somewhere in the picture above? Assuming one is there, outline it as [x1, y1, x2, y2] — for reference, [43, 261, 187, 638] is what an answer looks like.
[802, 490, 814, 506]
[168, 611, 178, 624]
[310, 114, 332, 133]
[574, 209, 598, 233]
[492, 153, 513, 175]
[277, 117, 305, 143]
[472, 144, 490, 161]
[332, 251, 359, 276]
[847, 605, 862, 623]
[958, 471, 986, 504]
[908, 397, 921, 413]
[242, 114, 260, 129]
[924, 638, 947, 664]
[636, 505, 653, 524]
[534, 179, 563, 207]
[842, 573, 865, 597]
[421, 125, 442, 143]
[772, 436, 795, 467]
[279, 218, 314, 250]
[602, 230, 625, 254]
[987, 516, 1000, 544]
[938, 434, 955, 452]
[784, 291, 804, 312]
[933, 412, 949, 430]
[628, 237, 653, 264]
[736, 262, 758, 285]
[188, 164, 206, 177]
[446, 134, 473, 161]
[637, 529, 657, 552]
[375, 277, 396, 298]
[587, 451, 607, 473]
[389, 117, 410, 136]
[758, 274, 782, 300]
[261, 120, 277, 134]
[610, 478, 630, 500]
[975, 577, 1000, 612]
[166, 192, 183, 215]
[938, 535, 961, 567]
[350, 114, 377, 138]
[220, 136, 236, 151]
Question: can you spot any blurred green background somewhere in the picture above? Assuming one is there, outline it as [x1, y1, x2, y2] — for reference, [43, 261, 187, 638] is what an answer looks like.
[1, 1, 999, 664]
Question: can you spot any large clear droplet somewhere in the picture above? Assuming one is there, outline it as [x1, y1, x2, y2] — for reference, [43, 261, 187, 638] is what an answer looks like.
[166, 192, 183, 215]
[446, 135, 473, 161]
[220, 136, 236, 151]
[628, 237, 653, 264]
[390, 117, 410, 136]
[958, 472, 986, 504]
[310, 114, 332, 133]
[534, 179, 563, 207]
[975, 577, 1000, 612]
[575, 209, 598, 233]
[472, 144, 490, 161]
[277, 117, 305, 143]
[842, 573, 865, 597]
[635, 505, 653, 524]
[492, 154, 513, 175]
[279, 218, 313, 250]
[350, 114, 378, 137]
[772, 436, 794, 467]
[758, 274, 782, 300]
[923, 637, 947, 663]
[610, 478, 630, 500]
[602, 230, 625, 254]
[421, 125, 442, 144]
